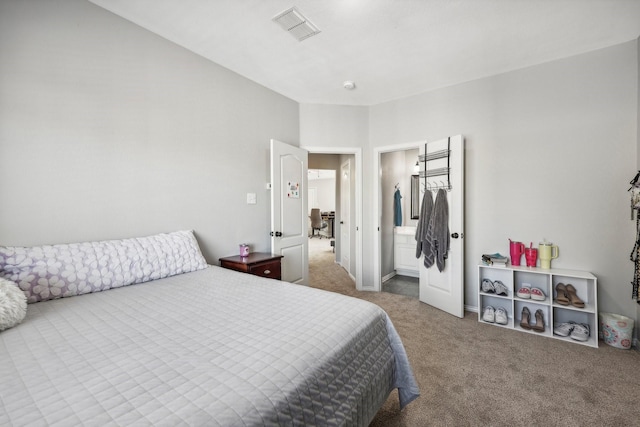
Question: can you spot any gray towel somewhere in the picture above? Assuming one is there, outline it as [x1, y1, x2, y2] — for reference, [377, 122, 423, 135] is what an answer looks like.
[415, 190, 434, 261]
[425, 189, 450, 272]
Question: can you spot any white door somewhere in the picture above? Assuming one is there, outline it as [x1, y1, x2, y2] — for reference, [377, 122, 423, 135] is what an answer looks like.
[340, 160, 351, 273]
[270, 139, 308, 285]
[418, 135, 464, 318]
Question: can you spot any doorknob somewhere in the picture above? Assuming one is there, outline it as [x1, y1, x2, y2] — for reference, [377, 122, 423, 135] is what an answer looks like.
[340, 221, 344, 224]
[270, 231, 283, 237]
[451, 232, 460, 239]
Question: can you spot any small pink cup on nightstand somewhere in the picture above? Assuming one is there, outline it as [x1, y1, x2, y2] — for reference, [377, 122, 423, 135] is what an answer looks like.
[239, 244, 250, 257]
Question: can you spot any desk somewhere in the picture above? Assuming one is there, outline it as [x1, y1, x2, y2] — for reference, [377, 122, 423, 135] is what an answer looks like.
[321, 213, 335, 238]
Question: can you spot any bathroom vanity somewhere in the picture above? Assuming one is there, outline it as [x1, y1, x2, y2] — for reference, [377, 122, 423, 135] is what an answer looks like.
[394, 226, 419, 277]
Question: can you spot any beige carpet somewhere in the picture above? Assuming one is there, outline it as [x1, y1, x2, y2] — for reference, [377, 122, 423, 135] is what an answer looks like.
[307, 239, 640, 426]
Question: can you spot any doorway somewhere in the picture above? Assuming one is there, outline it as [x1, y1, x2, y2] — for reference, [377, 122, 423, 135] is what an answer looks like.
[304, 147, 362, 290]
[374, 136, 465, 317]
[308, 167, 336, 251]
[378, 146, 421, 298]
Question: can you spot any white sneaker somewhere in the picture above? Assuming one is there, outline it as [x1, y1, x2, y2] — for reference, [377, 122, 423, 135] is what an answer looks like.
[553, 322, 576, 337]
[494, 307, 508, 325]
[493, 281, 509, 296]
[481, 279, 494, 293]
[570, 323, 590, 341]
[482, 306, 495, 323]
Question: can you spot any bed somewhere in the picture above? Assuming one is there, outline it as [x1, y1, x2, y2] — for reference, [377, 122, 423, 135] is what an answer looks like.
[0, 231, 419, 426]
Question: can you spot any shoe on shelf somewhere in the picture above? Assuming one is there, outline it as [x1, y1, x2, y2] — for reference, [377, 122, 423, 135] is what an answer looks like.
[519, 307, 531, 329]
[555, 283, 570, 305]
[481, 279, 495, 293]
[530, 287, 546, 301]
[565, 284, 585, 308]
[516, 285, 531, 299]
[495, 307, 508, 325]
[482, 306, 495, 323]
[532, 309, 545, 333]
[494, 281, 509, 296]
[570, 323, 590, 341]
[553, 322, 576, 337]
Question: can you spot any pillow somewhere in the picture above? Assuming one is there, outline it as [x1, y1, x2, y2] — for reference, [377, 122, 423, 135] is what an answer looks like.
[0, 230, 208, 303]
[0, 278, 27, 331]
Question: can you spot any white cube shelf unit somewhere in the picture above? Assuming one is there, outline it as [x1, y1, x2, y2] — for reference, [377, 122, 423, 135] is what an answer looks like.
[478, 264, 598, 348]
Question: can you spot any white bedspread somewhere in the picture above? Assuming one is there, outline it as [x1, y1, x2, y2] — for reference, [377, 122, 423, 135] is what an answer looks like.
[0, 266, 419, 426]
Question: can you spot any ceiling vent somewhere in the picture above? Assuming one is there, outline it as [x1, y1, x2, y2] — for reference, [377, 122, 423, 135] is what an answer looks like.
[273, 7, 321, 41]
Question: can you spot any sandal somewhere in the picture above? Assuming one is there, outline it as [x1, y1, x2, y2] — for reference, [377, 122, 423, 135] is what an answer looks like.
[555, 283, 570, 305]
[530, 287, 546, 301]
[532, 309, 545, 333]
[520, 307, 531, 329]
[565, 284, 585, 308]
[516, 285, 531, 299]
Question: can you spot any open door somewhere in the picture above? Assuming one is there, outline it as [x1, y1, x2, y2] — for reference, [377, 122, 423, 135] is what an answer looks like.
[340, 159, 351, 274]
[418, 135, 464, 317]
[270, 139, 309, 285]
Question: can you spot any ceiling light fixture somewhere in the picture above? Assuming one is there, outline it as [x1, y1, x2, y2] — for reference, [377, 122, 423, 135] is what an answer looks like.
[343, 81, 356, 90]
[273, 7, 321, 42]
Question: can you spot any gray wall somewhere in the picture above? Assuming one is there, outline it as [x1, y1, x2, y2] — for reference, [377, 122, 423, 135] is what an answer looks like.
[367, 40, 638, 321]
[0, 0, 299, 262]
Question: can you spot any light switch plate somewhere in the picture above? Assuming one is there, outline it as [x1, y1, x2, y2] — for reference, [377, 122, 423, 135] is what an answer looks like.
[247, 193, 257, 204]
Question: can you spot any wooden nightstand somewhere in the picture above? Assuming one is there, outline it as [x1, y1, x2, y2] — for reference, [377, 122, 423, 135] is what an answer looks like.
[219, 252, 284, 280]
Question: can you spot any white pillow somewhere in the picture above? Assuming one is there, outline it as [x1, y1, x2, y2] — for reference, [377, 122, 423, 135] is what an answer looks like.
[0, 230, 208, 303]
[0, 278, 27, 331]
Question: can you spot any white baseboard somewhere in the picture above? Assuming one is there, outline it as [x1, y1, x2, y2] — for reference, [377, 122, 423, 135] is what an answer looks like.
[395, 268, 419, 278]
[382, 272, 396, 282]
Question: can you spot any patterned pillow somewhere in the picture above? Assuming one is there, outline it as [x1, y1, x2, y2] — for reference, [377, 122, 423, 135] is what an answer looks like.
[0, 278, 27, 331]
[0, 231, 208, 303]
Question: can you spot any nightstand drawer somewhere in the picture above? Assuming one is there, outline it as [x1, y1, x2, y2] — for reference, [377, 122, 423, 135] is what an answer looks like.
[249, 260, 281, 279]
[219, 253, 284, 280]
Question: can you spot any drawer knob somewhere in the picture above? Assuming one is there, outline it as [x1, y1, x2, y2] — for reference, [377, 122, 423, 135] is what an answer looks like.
[264, 270, 271, 275]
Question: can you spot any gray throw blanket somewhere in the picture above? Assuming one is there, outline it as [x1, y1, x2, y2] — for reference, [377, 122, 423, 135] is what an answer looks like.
[415, 190, 434, 261]
[426, 189, 450, 272]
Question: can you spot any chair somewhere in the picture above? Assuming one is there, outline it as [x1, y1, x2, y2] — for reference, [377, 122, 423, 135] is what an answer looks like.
[309, 208, 328, 238]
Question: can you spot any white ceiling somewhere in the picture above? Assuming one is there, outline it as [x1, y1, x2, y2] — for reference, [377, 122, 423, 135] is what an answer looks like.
[89, 0, 640, 106]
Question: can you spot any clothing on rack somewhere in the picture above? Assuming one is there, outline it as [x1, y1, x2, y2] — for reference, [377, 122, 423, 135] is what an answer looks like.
[394, 188, 403, 227]
[628, 171, 640, 303]
[631, 215, 640, 302]
[415, 190, 434, 260]
[425, 189, 450, 272]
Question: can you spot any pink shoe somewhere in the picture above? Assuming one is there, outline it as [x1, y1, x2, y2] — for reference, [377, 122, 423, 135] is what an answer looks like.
[530, 287, 546, 301]
[516, 285, 531, 299]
